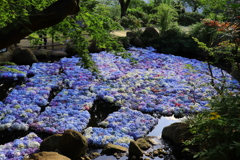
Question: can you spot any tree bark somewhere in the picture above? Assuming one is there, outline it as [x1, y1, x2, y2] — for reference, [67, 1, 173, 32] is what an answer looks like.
[119, 0, 131, 18]
[0, 0, 80, 50]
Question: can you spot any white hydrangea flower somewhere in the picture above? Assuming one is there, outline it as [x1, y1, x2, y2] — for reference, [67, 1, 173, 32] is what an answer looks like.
[115, 136, 132, 144]
[28, 142, 40, 148]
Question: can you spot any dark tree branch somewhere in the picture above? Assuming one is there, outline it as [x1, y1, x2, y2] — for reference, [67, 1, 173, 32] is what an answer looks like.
[0, 0, 80, 50]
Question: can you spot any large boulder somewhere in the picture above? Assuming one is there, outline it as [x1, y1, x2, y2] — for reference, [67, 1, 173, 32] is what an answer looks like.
[12, 48, 38, 65]
[135, 138, 151, 150]
[24, 151, 70, 160]
[51, 50, 67, 58]
[131, 36, 144, 48]
[142, 27, 159, 39]
[0, 45, 16, 62]
[40, 134, 63, 152]
[40, 130, 88, 160]
[162, 122, 192, 145]
[88, 39, 103, 53]
[33, 49, 51, 58]
[101, 143, 127, 155]
[59, 129, 88, 160]
[128, 140, 143, 159]
[0, 51, 13, 62]
[65, 43, 78, 56]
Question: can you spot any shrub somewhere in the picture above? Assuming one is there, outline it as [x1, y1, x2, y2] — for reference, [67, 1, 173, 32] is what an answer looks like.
[127, 8, 149, 26]
[119, 14, 142, 29]
[189, 22, 218, 47]
[184, 91, 240, 160]
[155, 24, 200, 57]
[152, 3, 178, 33]
[178, 12, 205, 26]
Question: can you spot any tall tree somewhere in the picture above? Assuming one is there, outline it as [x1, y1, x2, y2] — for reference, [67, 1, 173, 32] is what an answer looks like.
[119, 0, 131, 18]
[180, 0, 201, 12]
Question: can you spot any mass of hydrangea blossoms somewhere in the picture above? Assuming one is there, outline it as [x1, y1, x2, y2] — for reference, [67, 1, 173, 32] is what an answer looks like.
[0, 47, 239, 159]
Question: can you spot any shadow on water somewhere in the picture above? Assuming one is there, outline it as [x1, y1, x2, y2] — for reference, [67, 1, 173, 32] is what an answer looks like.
[88, 99, 120, 127]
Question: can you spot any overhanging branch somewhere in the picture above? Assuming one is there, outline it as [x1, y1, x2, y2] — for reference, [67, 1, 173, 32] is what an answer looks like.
[0, 0, 80, 50]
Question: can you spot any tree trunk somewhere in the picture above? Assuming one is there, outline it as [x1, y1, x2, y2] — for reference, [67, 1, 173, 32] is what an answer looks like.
[0, 0, 80, 50]
[119, 0, 131, 18]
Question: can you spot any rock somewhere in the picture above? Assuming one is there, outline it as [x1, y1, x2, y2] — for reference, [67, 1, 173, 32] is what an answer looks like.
[88, 39, 103, 53]
[142, 27, 159, 39]
[24, 151, 70, 160]
[51, 50, 67, 58]
[40, 134, 63, 152]
[153, 150, 158, 156]
[162, 122, 192, 145]
[101, 143, 127, 155]
[65, 43, 78, 56]
[135, 138, 151, 150]
[7, 45, 16, 54]
[40, 130, 87, 160]
[145, 137, 158, 145]
[12, 48, 38, 65]
[59, 129, 88, 160]
[0, 45, 16, 62]
[126, 32, 134, 37]
[33, 49, 51, 58]
[0, 51, 13, 62]
[128, 140, 143, 158]
[89, 152, 100, 159]
[131, 36, 144, 48]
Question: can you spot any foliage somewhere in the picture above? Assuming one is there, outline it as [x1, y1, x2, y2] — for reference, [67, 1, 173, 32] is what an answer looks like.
[25, 1, 124, 72]
[150, 3, 178, 33]
[119, 14, 143, 29]
[189, 21, 218, 47]
[0, 66, 24, 74]
[0, 0, 57, 28]
[127, 8, 149, 26]
[179, 0, 202, 12]
[0, 62, 16, 66]
[94, 3, 120, 21]
[156, 24, 200, 56]
[183, 91, 240, 160]
[178, 12, 205, 26]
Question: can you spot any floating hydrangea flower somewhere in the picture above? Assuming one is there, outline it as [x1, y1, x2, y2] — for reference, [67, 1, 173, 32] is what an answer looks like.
[28, 62, 61, 76]
[0, 65, 30, 81]
[29, 107, 90, 134]
[49, 89, 97, 110]
[26, 74, 63, 90]
[84, 127, 133, 148]
[0, 132, 42, 160]
[99, 107, 158, 139]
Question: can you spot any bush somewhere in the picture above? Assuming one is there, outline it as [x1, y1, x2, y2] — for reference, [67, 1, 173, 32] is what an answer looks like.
[127, 8, 149, 26]
[119, 14, 142, 29]
[155, 25, 200, 57]
[178, 12, 205, 26]
[189, 22, 218, 47]
[151, 3, 178, 33]
[184, 91, 240, 160]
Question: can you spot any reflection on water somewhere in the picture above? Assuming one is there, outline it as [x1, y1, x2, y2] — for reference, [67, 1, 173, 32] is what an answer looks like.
[148, 116, 184, 137]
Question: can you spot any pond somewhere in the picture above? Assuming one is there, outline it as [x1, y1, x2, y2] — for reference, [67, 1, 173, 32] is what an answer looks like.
[0, 46, 239, 160]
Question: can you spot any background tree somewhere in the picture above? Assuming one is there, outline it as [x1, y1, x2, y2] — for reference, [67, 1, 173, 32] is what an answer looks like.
[180, 0, 201, 12]
[119, 0, 131, 18]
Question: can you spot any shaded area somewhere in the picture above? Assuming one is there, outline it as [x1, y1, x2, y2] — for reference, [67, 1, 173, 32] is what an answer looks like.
[87, 99, 121, 127]
[0, 81, 24, 101]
